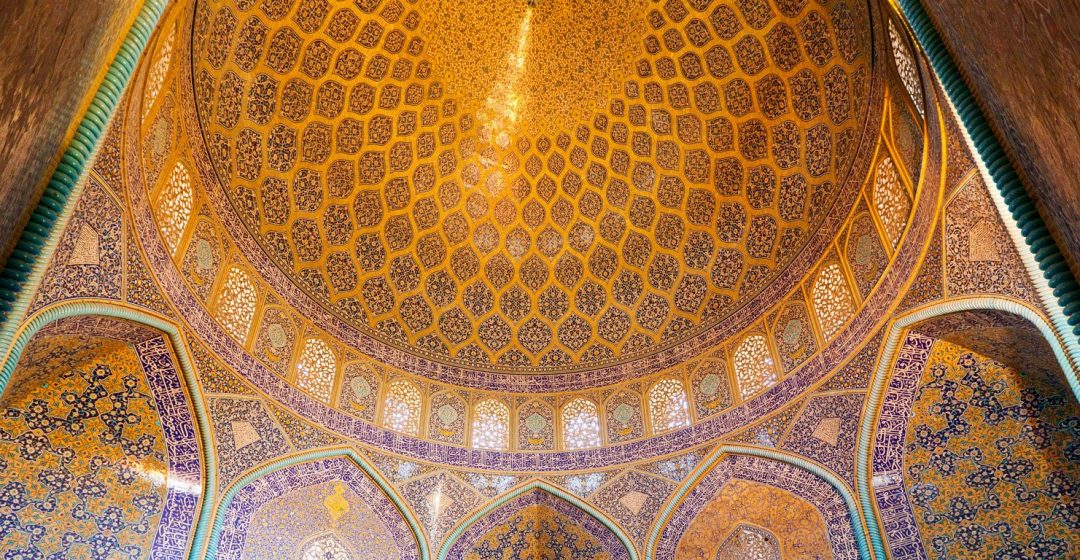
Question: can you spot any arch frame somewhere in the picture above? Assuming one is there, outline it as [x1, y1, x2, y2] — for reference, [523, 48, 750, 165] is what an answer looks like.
[856, 295, 1080, 559]
[0, 299, 216, 560]
[646, 444, 873, 560]
[438, 480, 638, 560]
[204, 446, 430, 560]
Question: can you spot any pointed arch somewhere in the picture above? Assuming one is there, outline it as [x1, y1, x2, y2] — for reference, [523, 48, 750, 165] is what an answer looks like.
[155, 161, 194, 256]
[647, 445, 870, 560]
[385, 379, 423, 436]
[858, 296, 1080, 560]
[0, 300, 215, 560]
[811, 262, 856, 340]
[215, 265, 258, 344]
[732, 333, 777, 400]
[648, 377, 690, 434]
[471, 398, 510, 450]
[561, 397, 601, 449]
[439, 481, 637, 560]
[294, 336, 337, 402]
[204, 447, 428, 560]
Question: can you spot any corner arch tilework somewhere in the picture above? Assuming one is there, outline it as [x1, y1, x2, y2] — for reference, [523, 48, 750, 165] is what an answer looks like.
[207, 449, 426, 560]
[0, 308, 211, 559]
[439, 482, 636, 560]
[859, 297, 1080, 559]
[648, 447, 866, 560]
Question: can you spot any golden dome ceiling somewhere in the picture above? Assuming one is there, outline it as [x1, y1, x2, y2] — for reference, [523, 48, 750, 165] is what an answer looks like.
[190, 0, 875, 370]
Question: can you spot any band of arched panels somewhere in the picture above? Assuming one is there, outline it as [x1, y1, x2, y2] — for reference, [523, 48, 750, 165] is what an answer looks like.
[136, 0, 924, 453]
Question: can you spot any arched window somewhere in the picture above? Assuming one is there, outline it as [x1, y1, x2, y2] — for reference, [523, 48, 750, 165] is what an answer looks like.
[873, 157, 910, 248]
[143, 23, 175, 119]
[471, 399, 510, 450]
[157, 162, 193, 256]
[812, 263, 855, 340]
[216, 266, 257, 343]
[716, 525, 780, 560]
[301, 533, 352, 560]
[562, 398, 601, 449]
[648, 378, 690, 433]
[888, 19, 924, 117]
[384, 380, 422, 436]
[295, 338, 336, 402]
[733, 335, 777, 400]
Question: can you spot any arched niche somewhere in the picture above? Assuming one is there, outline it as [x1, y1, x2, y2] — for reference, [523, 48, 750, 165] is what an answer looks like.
[207, 448, 425, 560]
[440, 483, 636, 560]
[0, 308, 208, 560]
[863, 298, 1080, 559]
[649, 448, 865, 560]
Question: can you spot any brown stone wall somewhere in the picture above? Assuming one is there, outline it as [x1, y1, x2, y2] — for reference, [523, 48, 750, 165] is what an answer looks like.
[0, 0, 139, 264]
[921, 1, 1080, 277]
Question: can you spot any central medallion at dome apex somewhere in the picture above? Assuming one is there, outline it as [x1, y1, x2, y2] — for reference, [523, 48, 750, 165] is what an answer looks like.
[192, 0, 875, 371]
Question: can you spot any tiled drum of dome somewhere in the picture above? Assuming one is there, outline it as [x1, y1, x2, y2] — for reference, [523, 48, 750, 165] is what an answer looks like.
[192, 0, 874, 370]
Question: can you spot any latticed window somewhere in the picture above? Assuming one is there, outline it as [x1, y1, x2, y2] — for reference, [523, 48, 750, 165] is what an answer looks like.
[384, 380, 422, 436]
[734, 335, 777, 400]
[888, 20, 924, 117]
[471, 399, 510, 450]
[812, 263, 855, 340]
[157, 162, 193, 256]
[216, 266, 256, 343]
[562, 398, 601, 449]
[295, 338, 336, 402]
[301, 534, 351, 560]
[873, 157, 910, 247]
[143, 23, 175, 119]
[648, 378, 690, 433]
[716, 525, 780, 560]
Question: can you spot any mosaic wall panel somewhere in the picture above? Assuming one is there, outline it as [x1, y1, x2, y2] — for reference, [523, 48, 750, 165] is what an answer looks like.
[654, 453, 858, 559]
[780, 392, 864, 485]
[592, 470, 676, 546]
[29, 180, 123, 312]
[445, 488, 631, 560]
[944, 175, 1034, 303]
[251, 306, 299, 375]
[0, 327, 202, 560]
[845, 207, 888, 299]
[427, 391, 467, 446]
[517, 399, 555, 451]
[771, 294, 818, 374]
[689, 358, 732, 419]
[337, 360, 381, 423]
[208, 397, 290, 485]
[214, 457, 421, 560]
[399, 472, 482, 544]
[901, 340, 1078, 558]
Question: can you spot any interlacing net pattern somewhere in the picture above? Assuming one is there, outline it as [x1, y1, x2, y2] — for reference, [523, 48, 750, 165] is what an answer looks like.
[471, 399, 511, 449]
[295, 338, 337, 401]
[561, 398, 602, 449]
[811, 263, 854, 340]
[872, 156, 909, 247]
[383, 380, 422, 436]
[733, 334, 776, 400]
[216, 266, 257, 342]
[648, 378, 691, 433]
[190, 0, 874, 370]
[156, 161, 193, 256]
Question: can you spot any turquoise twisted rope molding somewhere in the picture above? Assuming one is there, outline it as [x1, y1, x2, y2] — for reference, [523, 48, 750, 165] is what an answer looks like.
[0, 0, 168, 351]
[894, 0, 1080, 351]
[203, 447, 430, 559]
[856, 296, 1079, 559]
[0, 300, 216, 560]
[438, 480, 639, 560]
[645, 445, 875, 560]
